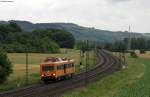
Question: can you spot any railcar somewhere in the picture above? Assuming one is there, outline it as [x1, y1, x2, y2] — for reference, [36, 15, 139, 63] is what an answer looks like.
[40, 57, 75, 82]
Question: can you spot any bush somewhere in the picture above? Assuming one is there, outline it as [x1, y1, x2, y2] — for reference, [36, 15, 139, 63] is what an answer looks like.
[140, 50, 146, 54]
[130, 51, 138, 58]
[0, 48, 12, 83]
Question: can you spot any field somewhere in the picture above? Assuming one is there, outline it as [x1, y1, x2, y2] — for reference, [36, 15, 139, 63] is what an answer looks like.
[63, 52, 150, 97]
[0, 49, 96, 91]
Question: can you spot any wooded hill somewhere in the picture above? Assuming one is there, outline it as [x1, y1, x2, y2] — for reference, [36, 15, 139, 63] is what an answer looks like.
[0, 22, 75, 53]
[0, 20, 148, 43]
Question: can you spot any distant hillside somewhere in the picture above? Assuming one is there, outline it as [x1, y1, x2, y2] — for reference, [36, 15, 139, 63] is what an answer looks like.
[0, 20, 147, 42]
[143, 33, 150, 38]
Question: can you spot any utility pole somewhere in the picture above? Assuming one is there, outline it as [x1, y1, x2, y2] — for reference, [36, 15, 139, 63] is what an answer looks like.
[93, 41, 96, 65]
[25, 47, 29, 85]
[123, 50, 126, 67]
[85, 40, 89, 86]
[80, 41, 83, 66]
[127, 26, 132, 66]
[127, 26, 131, 51]
[79, 40, 85, 72]
[119, 46, 122, 67]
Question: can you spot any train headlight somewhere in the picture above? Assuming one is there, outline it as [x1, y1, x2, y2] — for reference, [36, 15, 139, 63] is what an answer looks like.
[41, 74, 45, 77]
[52, 73, 56, 76]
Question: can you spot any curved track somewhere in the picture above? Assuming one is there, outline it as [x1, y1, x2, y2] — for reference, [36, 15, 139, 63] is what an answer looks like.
[0, 49, 121, 97]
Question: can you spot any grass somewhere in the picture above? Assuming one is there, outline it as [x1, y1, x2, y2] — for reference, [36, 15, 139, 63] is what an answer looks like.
[0, 49, 96, 91]
[8, 49, 80, 64]
[63, 53, 150, 97]
[112, 57, 150, 97]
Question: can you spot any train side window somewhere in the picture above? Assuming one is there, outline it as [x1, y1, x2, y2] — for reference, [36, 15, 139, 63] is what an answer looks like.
[69, 64, 72, 68]
[66, 64, 69, 68]
[61, 65, 64, 69]
[65, 64, 73, 68]
[57, 65, 64, 70]
[71, 63, 74, 67]
[65, 64, 68, 68]
[67, 64, 71, 68]
[70, 64, 72, 67]
[57, 65, 60, 70]
[64, 64, 67, 68]
[57, 65, 61, 70]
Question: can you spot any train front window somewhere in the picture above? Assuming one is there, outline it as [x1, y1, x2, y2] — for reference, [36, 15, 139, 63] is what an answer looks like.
[42, 66, 54, 71]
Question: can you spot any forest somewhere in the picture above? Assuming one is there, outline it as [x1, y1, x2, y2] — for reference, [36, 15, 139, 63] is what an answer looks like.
[0, 22, 75, 53]
[103, 37, 150, 52]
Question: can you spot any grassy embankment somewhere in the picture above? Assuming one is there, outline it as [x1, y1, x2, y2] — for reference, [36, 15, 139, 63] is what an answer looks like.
[0, 49, 96, 91]
[63, 52, 150, 97]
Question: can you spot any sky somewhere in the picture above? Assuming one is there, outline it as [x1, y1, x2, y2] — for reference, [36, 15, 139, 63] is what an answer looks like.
[0, 0, 150, 33]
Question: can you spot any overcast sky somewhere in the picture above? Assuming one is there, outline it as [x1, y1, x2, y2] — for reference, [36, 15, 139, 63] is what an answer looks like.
[0, 0, 150, 33]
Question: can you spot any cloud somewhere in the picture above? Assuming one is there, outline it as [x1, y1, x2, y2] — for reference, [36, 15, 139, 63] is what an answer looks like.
[0, 0, 150, 33]
[107, 0, 131, 3]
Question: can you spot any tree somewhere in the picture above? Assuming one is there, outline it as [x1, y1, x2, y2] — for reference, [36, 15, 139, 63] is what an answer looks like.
[50, 29, 75, 48]
[32, 29, 75, 48]
[0, 48, 12, 83]
[146, 39, 150, 50]
[76, 40, 91, 52]
[31, 37, 60, 53]
[124, 37, 146, 50]
[104, 42, 112, 51]
[9, 22, 22, 32]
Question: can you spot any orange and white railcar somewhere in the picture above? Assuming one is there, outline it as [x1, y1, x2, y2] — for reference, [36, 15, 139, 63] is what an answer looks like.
[40, 57, 75, 82]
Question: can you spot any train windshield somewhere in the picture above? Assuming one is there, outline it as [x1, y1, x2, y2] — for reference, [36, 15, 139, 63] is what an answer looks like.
[42, 66, 54, 71]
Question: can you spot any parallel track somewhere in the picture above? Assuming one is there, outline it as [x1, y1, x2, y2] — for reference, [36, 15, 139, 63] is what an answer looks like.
[0, 49, 121, 97]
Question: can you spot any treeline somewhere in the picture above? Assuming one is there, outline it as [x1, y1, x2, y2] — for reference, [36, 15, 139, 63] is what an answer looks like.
[76, 40, 102, 52]
[104, 38, 150, 52]
[0, 22, 75, 53]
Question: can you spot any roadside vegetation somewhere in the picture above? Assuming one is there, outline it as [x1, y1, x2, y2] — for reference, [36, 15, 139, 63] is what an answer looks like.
[63, 52, 150, 97]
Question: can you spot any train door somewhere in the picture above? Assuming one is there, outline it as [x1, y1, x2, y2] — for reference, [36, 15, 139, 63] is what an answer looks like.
[64, 64, 67, 74]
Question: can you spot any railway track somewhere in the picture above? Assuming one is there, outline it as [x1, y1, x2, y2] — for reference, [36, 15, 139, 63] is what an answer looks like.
[0, 49, 121, 97]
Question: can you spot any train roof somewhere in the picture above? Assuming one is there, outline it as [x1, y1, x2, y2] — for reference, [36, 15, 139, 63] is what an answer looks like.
[40, 57, 74, 65]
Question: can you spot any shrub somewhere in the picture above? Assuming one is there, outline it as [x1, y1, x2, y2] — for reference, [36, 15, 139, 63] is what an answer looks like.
[140, 50, 146, 54]
[0, 48, 12, 83]
[130, 51, 138, 58]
